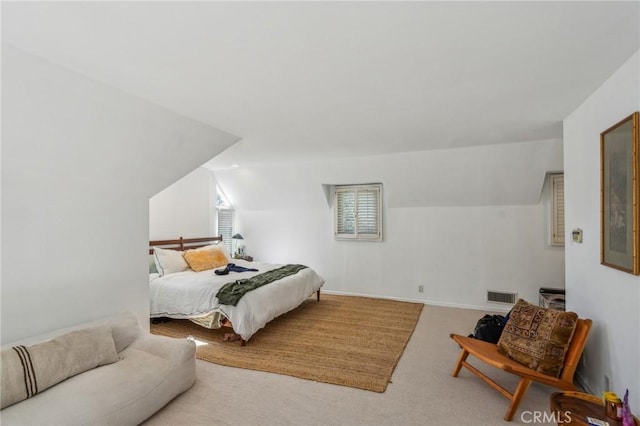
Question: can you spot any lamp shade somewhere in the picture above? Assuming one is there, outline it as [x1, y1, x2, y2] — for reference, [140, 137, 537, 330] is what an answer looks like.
[232, 233, 244, 240]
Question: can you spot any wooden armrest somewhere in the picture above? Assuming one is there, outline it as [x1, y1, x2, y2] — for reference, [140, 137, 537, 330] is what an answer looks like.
[450, 334, 511, 370]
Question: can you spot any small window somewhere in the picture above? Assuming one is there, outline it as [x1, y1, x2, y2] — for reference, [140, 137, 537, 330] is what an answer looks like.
[217, 209, 234, 254]
[551, 174, 564, 246]
[216, 185, 234, 254]
[216, 185, 231, 209]
[334, 184, 382, 241]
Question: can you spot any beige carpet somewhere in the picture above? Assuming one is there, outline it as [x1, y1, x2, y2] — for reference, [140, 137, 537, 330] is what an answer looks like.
[150, 294, 423, 392]
[144, 303, 558, 426]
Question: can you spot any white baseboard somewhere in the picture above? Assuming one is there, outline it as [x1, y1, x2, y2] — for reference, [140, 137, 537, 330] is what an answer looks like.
[420, 299, 512, 313]
[321, 290, 512, 313]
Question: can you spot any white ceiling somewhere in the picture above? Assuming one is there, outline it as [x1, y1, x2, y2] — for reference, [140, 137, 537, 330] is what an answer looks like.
[3, 1, 639, 168]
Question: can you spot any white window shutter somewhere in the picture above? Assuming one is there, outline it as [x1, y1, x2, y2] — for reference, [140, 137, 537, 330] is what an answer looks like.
[356, 188, 380, 237]
[551, 174, 564, 246]
[335, 189, 356, 237]
[217, 209, 234, 254]
[334, 184, 382, 241]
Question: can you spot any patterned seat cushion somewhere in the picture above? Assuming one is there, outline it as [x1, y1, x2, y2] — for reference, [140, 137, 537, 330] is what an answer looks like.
[497, 298, 578, 378]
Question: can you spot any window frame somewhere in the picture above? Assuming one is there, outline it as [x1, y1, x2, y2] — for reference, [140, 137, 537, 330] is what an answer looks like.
[334, 183, 383, 242]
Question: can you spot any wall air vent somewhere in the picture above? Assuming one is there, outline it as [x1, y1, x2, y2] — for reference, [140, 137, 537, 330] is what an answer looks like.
[487, 290, 517, 304]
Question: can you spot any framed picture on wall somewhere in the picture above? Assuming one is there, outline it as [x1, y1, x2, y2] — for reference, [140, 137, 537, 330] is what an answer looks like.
[601, 111, 640, 275]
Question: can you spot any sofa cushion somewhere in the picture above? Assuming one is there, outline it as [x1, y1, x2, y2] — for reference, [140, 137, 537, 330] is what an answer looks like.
[1, 312, 142, 353]
[1, 325, 119, 409]
[109, 312, 142, 353]
[127, 334, 196, 366]
[497, 299, 578, 377]
[0, 339, 196, 426]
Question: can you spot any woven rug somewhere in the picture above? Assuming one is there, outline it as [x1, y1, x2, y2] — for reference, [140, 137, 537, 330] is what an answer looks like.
[150, 294, 423, 392]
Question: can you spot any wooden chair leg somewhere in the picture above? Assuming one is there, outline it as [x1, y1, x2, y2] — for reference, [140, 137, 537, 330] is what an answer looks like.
[317, 290, 320, 301]
[452, 348, 469, 377]
[504, 377, 532, 421]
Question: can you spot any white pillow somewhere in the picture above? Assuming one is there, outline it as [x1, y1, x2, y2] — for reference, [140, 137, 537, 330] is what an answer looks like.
[153, 247, 189, 276]
[191, 243, 226, 253]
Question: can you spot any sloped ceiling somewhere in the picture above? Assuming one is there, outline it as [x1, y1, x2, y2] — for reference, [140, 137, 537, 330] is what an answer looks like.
[2, 2, 639, 169]
[214, 139, 563, 209]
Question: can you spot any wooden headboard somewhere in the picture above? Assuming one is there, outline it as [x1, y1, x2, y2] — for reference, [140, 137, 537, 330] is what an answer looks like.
[149, 236, 223, 254]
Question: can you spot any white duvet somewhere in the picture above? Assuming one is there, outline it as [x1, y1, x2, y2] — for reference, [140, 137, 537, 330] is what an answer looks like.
[149, 259, 325, 341]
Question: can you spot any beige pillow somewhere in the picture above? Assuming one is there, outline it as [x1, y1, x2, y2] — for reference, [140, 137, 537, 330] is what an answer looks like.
[183, 246, 230, 272]
[191, 243, 225, 252]
[1, 325, 119, 409]
[153, 246, 188, 276]
[497, 299, 578, 378]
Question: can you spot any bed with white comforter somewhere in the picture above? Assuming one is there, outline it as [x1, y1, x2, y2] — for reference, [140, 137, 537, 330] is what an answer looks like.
[150, 259, 324, 341]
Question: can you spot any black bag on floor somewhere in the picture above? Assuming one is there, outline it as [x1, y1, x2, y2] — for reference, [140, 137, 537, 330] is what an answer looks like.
[469, 314, 506, 344]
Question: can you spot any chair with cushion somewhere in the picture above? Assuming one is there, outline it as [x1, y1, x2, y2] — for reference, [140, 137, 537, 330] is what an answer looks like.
[450, 299, 592, 421]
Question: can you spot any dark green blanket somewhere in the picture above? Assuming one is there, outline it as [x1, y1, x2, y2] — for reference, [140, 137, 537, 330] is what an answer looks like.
[216, 264, 308, 306]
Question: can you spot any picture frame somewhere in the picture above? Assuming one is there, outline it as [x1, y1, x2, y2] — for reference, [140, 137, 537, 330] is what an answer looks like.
[601, 111, 640, 275]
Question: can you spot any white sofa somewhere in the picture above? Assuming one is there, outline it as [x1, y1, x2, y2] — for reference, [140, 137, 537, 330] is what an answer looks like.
[0, 312, 196, 426]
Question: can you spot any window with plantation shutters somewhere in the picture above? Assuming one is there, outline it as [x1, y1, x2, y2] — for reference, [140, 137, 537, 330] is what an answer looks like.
[551, 174, 564, 246]
[216, 185, 234, 254]
[334, 184, 382, 241]
[217, 209, 234, 255]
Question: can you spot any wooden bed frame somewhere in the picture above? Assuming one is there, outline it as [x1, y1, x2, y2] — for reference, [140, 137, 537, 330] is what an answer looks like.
[149, 236, 223, 254]
[149, 235, 320, 346]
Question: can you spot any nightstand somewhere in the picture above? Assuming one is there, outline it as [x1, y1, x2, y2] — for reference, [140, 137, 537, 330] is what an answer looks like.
[234, 255, 253, 262]
[550, 391, 639, 425]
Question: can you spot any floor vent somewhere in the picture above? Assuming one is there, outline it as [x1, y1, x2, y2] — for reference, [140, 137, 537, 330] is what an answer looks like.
[487, 290, 517, 304]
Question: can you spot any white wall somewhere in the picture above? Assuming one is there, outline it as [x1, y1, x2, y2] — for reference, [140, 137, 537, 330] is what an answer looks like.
[149, 167, 217, 240]
[564, 49, 639, 409]
[215, 139, 565, 311]
[1, 45, 239, 344]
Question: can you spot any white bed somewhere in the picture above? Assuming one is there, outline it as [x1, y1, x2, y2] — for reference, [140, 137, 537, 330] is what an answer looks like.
[149, 240, 324, 342]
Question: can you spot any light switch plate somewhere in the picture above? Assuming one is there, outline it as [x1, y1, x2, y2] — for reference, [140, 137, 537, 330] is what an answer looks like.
[572, 228, 583, 243]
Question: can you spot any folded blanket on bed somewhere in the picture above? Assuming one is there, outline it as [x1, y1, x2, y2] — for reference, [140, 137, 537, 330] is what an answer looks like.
[216, 264, 308, 306]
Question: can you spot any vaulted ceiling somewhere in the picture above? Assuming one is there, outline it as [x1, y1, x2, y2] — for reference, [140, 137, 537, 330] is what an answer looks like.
[3, 1, 639, 168]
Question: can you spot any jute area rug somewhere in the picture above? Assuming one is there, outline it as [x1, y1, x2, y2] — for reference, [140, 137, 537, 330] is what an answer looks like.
[150, 294, 424, 392]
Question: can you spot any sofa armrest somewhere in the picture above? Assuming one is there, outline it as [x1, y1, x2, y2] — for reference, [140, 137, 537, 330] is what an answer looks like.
[126, 334, 195, 366]
[109, 312, 143, 353]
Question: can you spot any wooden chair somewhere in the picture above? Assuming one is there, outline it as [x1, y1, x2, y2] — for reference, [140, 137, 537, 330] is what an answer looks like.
[450, 318, 592, 421]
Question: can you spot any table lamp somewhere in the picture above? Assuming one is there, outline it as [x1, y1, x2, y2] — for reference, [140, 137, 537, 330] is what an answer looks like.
[232, 233, 244, 256]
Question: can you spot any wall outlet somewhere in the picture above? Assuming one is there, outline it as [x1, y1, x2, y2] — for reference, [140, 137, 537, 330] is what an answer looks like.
[418, 285, 424, 293]
[604, 374, 610, 391]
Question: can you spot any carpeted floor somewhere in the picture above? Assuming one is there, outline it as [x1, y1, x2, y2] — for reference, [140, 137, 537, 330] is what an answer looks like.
[144, 302, 558, 426]
[150, 294, 423, 392]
